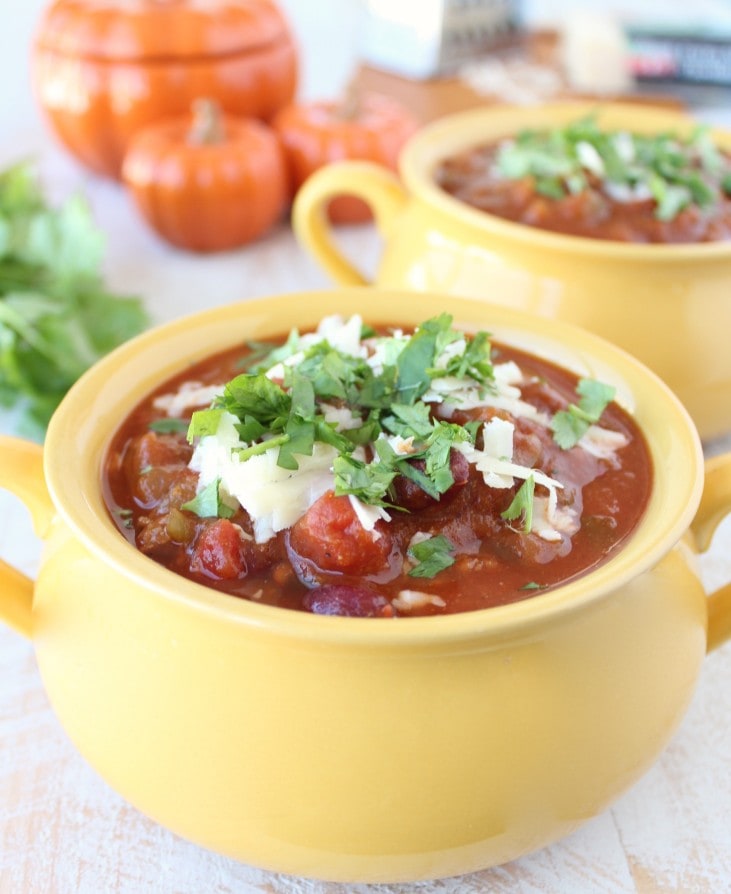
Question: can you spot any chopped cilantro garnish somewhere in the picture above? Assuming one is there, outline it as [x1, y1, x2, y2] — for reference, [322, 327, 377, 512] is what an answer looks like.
[520, 581, 547, 591]
[149, 417, 189, 434]
[408, 535, 456, 578]
[438, 330, 495, 385]
[219, 373, 290, 428]
[333, 453, 397, 506]
[246, 328, 301, 372]
[394, 315, 449, 403]
[186, 408, 224, 442]
[382, 401, 434, 440]
[551, 378, 615, 449]
[501, 475, 535, 533]
[181, 478, 235, 519]
[496, 114, 731, 221]
[187, 315, 490, 501]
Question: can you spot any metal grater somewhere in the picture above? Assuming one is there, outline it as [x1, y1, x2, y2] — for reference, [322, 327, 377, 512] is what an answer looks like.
[359, 0, 520, 80]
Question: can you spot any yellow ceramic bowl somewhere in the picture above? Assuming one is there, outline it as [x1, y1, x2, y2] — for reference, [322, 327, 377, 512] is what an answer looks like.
[292, 102, 731, 440]
[1, 289, 730, 883]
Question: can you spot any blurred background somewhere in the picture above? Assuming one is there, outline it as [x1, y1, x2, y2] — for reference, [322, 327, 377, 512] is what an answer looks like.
[4, 0, 731, 155]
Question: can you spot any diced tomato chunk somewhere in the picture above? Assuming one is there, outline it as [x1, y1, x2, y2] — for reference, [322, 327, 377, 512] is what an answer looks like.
[192, 519, 247, 580]
[289, 491, 393, 575]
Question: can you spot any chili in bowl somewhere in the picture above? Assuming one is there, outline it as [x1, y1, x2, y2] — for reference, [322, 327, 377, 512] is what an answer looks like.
[0, 289, 729, 882]
[435, 113, 731, 244]
[292, 102, 731, 440]
[103, 312, 652, 617]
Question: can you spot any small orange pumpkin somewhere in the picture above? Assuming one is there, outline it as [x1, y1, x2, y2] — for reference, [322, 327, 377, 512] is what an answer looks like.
[272, 90, 420, 224]
[122, 99, 288, 253]
[32, 0, 298, 180]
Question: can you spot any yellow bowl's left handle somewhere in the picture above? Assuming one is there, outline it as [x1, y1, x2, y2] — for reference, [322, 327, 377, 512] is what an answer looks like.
[292, 160, 408, 286]
[0, 436, 54, 638]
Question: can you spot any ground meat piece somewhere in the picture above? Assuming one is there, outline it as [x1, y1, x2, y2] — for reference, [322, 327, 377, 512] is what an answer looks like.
[123, 431, 194, 505]
[513, 416, 548, 469]
[464, 469, 515, 540]
[288, 491, 393, 575]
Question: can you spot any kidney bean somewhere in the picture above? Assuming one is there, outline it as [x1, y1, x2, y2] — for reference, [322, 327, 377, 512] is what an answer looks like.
[391, 449, 469, 511]
[303, 584, 393, 618]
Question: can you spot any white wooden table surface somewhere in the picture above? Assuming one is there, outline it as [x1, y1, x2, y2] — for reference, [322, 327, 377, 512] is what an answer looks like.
[2, 2, 731, 892]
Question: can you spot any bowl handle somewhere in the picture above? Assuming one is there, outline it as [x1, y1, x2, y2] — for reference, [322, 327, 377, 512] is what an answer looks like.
[692, 453, 731, 652]
[292, 161, 408, 286]
[0, 437, 54, 638]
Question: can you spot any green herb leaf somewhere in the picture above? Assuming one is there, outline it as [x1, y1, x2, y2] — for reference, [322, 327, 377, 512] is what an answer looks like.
[408, 534, 456, 578]
[246, 328, 301, 372]
[333, 453, 397, 506]
[501, 475, 535, 533]
[186, 408, 224, 442]
[395, 314, 453, 403]
[551, 378, 615, 449]
[440, 329, 495, 385]
[149, 418, 189, 434]
[520, 581, 547, 591]
[0, 162, 148, 435]
[220, 373, 291, 429]
[382, 401, 434, 439]
[181, 478, 235, 519]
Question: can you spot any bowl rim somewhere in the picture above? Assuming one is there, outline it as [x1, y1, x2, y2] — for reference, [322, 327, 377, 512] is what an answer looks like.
[399, 99, 731, 260]
[43, 288, 704, 647]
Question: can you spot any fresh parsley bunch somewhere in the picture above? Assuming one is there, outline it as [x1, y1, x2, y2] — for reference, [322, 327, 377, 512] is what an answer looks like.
[0, 161, 149, 436]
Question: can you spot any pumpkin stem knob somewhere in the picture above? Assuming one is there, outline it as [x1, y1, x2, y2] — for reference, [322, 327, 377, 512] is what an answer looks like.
[337, 81, 361, 121]
[188, 98, 225, 145]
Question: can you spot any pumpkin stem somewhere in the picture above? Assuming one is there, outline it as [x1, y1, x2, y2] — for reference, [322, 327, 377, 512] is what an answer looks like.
[188, 98, 225, 145]
[337, 81, 361, 121]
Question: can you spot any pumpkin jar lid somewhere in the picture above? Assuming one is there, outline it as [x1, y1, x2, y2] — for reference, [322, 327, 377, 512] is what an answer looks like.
[35, 0, 294, 62]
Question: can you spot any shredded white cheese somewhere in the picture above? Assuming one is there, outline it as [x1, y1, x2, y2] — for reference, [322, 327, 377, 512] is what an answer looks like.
[192, 436, 338, 543]
[153, 382, 224, 418]
[392, 590, 447, 612]
[579, 424, 629, 458]
[348, 496, 390, 535]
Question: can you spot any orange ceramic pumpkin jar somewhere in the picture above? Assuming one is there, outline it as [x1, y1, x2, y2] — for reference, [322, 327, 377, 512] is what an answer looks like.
[32, 0, 298, 180]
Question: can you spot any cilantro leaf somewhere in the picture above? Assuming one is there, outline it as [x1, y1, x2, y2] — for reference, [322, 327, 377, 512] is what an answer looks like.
[440, 330, 495, 385]
[149, 417, 189, 434]
[395, 314, 453, 403]
[181, 478, 235, 519]
[246, 328, 301, 372]
[333, 453, 397, 506]
[219, 373, 291, 429]
[551, 378, 615, 449]
[382, 401, 434, 439]
[501, 475, 535, 533]
[186, 408, 224, 441]
[408, 535, 456, 578]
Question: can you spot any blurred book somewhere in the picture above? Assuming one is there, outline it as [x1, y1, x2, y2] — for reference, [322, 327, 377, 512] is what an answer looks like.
[627, 24, 731, 86]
